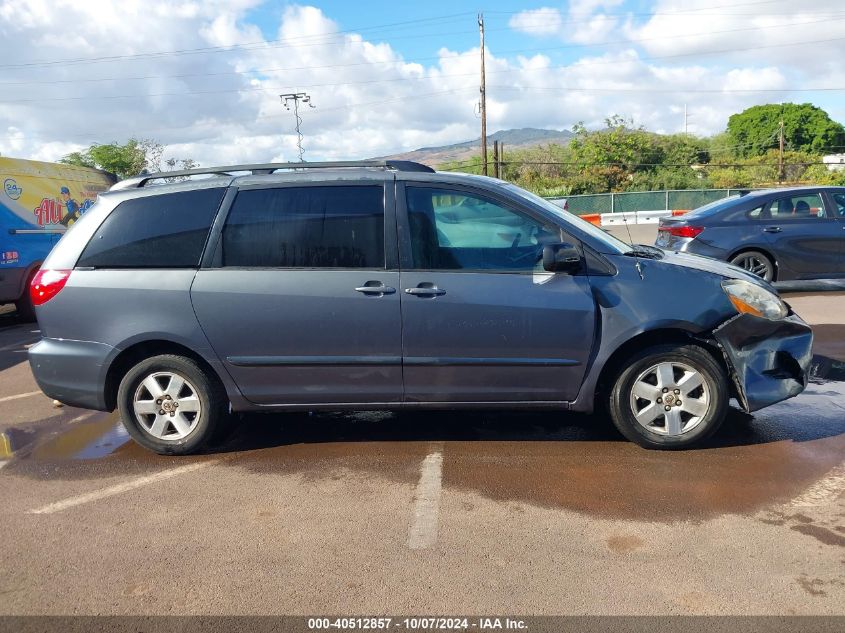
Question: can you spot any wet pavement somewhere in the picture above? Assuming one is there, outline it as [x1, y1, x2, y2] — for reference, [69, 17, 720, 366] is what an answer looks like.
[0, 293, 843, 615]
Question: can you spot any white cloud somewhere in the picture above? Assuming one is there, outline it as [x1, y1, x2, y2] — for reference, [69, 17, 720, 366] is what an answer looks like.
[508, 8, 565, 36]
[0, 2, 842, 166]
[569, 0, 624, 14]
[509, 1, 623, 43]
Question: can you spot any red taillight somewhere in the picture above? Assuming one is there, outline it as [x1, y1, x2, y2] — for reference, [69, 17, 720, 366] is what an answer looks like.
[665, 225, 704, 239]
[30, 269, 71, 306]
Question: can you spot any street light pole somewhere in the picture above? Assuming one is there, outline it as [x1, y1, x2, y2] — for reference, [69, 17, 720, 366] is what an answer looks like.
[280, 92, 315, 162]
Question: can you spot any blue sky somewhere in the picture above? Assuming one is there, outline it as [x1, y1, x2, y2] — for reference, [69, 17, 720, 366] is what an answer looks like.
[0, 0, 842, 164]
[243, 1, 654, 70]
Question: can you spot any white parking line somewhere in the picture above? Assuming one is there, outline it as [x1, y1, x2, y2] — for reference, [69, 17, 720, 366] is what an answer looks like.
[408, 445, 444, 550]
[28, 458, 225, 515]
[0, 339, 38, 352]
[0, 391, 43, 404]
[788, 463, 845, 508]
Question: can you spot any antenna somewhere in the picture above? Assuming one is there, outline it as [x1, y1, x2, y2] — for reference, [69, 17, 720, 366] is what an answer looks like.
[280, 92, 315, 162]
[622, 210, 635, 247]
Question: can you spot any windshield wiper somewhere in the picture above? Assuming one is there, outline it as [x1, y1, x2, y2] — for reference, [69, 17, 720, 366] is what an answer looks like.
[624, 244, 664, 259]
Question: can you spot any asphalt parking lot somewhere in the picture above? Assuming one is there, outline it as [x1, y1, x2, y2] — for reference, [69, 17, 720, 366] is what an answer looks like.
[0, 293, 843, 616]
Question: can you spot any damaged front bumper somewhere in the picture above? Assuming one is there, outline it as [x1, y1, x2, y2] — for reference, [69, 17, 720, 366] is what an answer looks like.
[712, 312, 813, 413]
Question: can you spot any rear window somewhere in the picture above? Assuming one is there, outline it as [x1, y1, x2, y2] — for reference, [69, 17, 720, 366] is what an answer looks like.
[78, 188, 225, 268]
[683, 195, 741, 219]
[221, 185, 385, 268]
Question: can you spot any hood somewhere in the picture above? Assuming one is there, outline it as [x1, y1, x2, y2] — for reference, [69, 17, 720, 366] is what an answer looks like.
[656, 249, 775, 290]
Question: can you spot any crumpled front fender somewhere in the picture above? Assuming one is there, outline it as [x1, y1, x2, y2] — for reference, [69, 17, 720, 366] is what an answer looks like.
[712, 312, 813, 412]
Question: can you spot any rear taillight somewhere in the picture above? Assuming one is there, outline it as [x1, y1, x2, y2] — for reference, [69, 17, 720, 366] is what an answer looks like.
[30, 269, 71, 306]
[665, 225, 704, 239]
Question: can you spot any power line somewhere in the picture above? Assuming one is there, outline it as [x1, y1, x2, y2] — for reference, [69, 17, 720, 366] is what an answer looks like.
[1, 9, 841, 71]
[4, 31, 842, 89]
[3, 32, 844, 107]
[491, 85, 845, 94]
[3, 78, 840, 108]
[486, 0, 783, 14]
[440, 160, 833, 172]
[0, 87, 479, 142]
[0, 13, 477, 69]
[485, 0, 811, 17]
[493, 9, 845, 19]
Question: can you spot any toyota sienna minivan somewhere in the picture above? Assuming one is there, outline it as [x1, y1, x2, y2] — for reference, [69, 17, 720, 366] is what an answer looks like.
[28, 161, 813, 454]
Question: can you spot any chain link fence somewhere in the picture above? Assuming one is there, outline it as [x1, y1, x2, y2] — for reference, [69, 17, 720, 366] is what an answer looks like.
[552, 189, 754, 216]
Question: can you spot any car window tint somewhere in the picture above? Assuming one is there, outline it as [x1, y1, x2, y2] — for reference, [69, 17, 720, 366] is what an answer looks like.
[222, 186, 384, 268]
[768, 193, 827, 220]
[406, 186, 561, 272]
[832, 193, 845, 217]
[77, 188, 225, 268]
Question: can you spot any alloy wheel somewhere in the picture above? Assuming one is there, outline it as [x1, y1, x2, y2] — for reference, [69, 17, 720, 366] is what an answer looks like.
[731, 253, 773, 281]
[629, 361, 711, 436]
[133, 371, 202, 440]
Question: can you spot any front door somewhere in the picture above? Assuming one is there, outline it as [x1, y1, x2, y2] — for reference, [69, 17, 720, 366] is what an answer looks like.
[761, 191, 845, 277]
[825, 190, 845, 273]
[397, 184, 595, 403]
[191, 182, 403, 405]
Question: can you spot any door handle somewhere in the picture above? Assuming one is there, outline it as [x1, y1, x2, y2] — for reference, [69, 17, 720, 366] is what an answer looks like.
[355, 283, 396, 296]
[405, 286, 446, 297]
[763, 226, 782, 233]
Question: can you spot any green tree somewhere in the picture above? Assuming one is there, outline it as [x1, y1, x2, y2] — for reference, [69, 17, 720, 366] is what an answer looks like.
[726, 103, 845, 158]
[59, 139, 195, 180]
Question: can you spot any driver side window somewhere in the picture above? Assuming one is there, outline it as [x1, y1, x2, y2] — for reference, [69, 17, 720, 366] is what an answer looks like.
[406, 186, 562, 271]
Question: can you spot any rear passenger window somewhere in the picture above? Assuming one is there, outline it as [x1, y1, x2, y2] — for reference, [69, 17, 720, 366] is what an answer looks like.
[767, 193, 827, 220]
[78, 188, 225, 268]
[221, 186, 384, 268]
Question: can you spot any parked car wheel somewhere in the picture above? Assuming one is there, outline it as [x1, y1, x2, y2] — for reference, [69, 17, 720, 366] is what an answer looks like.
[117, 354, 226, 455]
[608, 344, 729, 449]
[729, 250, 775, 282]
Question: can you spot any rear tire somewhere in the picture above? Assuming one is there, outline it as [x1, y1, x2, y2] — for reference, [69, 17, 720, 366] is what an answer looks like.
[14, 269, 38, 322]
[117, 354, 227, 455]
[729, 250, 775, 282]
[608, 344, 729, 449]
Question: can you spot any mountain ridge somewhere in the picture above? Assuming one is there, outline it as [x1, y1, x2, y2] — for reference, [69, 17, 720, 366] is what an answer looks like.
[380, 127, 574, 167]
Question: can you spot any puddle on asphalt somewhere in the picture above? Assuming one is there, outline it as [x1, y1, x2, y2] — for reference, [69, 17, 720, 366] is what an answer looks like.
[2, 355, 843, 523]
[1, 413, 131, 461]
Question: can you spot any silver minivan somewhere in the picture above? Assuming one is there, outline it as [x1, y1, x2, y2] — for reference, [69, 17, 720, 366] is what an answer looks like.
[28, 161, 813, 454]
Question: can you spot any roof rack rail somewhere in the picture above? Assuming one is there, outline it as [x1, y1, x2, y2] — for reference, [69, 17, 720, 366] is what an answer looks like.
[110, 160, 435, 190]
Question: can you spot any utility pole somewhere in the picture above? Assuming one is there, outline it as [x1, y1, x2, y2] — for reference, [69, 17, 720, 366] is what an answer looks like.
[778, 118, 785, 182]
[478, 12, 488, 176]
[280, 92, 314, 162]
[492, 140, 499, 179]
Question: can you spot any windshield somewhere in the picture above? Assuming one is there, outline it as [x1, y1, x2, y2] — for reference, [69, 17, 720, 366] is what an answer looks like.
[501, 183, 633, 254]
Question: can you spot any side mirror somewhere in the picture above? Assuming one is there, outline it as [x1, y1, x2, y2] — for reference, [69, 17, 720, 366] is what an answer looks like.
[542, 242, 581, 273]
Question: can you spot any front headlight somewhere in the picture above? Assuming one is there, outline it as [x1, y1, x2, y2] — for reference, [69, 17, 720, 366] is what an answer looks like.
[721, 279, 787, 320]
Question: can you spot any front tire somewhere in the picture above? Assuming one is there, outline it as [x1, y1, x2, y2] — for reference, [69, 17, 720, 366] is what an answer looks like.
[117, 354, 226, 455]
[608, 344, 729, 449]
